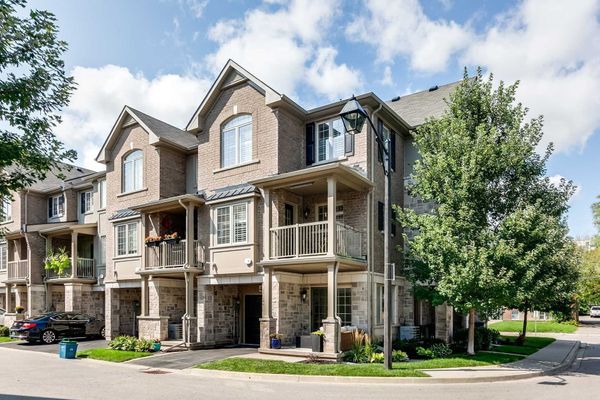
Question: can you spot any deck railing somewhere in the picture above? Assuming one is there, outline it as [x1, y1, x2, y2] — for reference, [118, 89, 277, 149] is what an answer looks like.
[46, 258, 95, 280]
[270, 221, 364, 260]
[145, 239, 204, 270]
[7, 260, 28, 280]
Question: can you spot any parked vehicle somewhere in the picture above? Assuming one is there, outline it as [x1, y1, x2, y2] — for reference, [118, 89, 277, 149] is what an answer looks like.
[591, 306, 600, 318]
[0, 308, 5, 327]
[9, 312, 105, 344]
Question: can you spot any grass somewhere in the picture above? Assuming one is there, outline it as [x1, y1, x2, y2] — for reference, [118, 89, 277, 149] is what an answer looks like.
[77, 348, 153, 363]
[491, 336, 556, 355]
[196, 353, 523, 378]
[0, 337, 18, 343]
[488, 320, 577, 333]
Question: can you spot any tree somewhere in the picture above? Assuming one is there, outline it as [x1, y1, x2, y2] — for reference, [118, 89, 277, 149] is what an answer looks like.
[578, 248, 600, 310]
[400, 68, 560, 355]
[0, 0, 76, 206]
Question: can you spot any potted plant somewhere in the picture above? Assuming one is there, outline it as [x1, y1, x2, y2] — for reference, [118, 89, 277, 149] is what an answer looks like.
[144, 235, 162, 247]
[311, 330, 324, 352]
[163, 232, 180, 244]
[44, 247, 71, 277]
[152, 339, 161, 352]
[15, 306, 25, 321]
[270, 333, 282, 349]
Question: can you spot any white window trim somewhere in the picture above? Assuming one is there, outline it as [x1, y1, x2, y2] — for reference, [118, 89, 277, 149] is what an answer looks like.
[122, 150, 144, 194]
[315, 201, 344, 222]
[49, 194, 65, 219]
[221, 115, 253, 169]
[315, 117, 347, 164]
[98, 179, 107, 210]
[213, 201, 249, 247]
[0, 241, 7, 271]
[0, 198, 11, 223]
[80, 191, 93, 214]
[114, 221, 140, 257]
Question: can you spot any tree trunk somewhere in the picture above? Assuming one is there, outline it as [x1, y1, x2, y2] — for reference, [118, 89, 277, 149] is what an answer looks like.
[467, 308, 476, 355]
[522, 305, 529, 338]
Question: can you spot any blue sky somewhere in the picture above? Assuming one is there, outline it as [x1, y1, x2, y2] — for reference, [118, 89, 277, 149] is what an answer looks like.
[27, 0, 600, 237]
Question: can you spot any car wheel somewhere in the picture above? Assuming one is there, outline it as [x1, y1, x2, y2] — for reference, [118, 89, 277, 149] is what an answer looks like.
[41, 330, 57, 344]
[99, 327, 105, 339]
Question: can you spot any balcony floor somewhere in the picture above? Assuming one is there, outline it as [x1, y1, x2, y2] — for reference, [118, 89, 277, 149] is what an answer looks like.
[259, 255, 367, 273]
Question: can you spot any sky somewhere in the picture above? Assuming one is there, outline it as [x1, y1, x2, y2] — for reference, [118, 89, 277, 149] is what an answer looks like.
[24, 0, 600, 238]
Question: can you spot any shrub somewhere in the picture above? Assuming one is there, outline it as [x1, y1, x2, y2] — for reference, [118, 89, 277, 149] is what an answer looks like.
[369, 352, 385, 363]
[344, 331, 369, 363]
[430, 343, 452, 358]
[135, 338, 154, 352]
[453, 327, 500, 352]
[416, 346, 435, 359]
[108, 336, 154, 352]
[0, 325, 9, 337]
[392, 350, 409, 362]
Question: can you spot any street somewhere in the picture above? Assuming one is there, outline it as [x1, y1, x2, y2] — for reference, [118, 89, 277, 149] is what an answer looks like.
[0, 318, 598, 400]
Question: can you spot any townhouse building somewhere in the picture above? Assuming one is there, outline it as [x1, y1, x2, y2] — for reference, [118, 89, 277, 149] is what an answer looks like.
[94, 60, 455, 355]
[0, 164, 107, 330]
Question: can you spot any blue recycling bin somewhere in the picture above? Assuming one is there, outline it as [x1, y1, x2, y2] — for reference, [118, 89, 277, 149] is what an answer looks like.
[59, 340, 78, 359]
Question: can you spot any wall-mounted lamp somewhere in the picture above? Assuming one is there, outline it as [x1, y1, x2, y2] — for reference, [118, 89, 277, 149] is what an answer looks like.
[300, 288, 308, 303]
[303, 207, 311, 220]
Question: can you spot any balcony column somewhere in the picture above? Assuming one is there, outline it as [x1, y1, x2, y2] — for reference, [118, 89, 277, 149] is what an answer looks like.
[259, 266, 275, 349]
[70, 231, 78, 278]
[5, 284, 12, 314]
[260, 189, 271, 259]
[140, 275, 149, 316]
[322, 262, 340, 353]
[185, 203, 194, 267]
[327, 176, 337, 256]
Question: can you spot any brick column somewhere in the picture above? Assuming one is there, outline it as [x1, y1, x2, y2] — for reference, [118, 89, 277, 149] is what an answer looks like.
[197, 280, 215, 347]
[64, 283, 84, 312]
[27, 284, 46, 316]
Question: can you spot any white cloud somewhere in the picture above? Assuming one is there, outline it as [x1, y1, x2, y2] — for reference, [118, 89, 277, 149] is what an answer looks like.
[204, 0, 361, 100]
[379, 65, 393, 86]
[57, 65, 211, 170]
[178, 0, 209, 18]
[345, 0, 472, 72]
[462, 0, 600, 154]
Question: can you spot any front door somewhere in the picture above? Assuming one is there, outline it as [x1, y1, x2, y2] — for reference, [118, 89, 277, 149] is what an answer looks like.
[284, 203, 295, 225]
[244, 295, 262, 345]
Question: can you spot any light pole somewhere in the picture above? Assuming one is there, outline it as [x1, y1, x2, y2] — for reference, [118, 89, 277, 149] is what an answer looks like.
[339, 96, 393, 369]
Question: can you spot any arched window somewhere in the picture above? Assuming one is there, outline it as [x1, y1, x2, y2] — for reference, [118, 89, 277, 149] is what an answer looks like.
[123, 150, 143, 192]
[221, 114, 252, 168]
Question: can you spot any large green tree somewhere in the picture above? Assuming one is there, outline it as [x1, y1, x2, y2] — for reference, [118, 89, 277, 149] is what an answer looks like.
[578, 247, 600, 309]
[0, 0, 76, 204]
[400, 69, 567, 354]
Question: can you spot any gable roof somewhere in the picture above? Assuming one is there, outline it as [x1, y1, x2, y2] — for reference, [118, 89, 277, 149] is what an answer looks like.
[185, 59, 306, 132]
[96, 106, 198, 163]
[386, 80, 462, 127]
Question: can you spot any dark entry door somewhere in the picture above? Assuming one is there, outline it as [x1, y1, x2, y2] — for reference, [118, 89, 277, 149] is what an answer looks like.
[244, 295, 262, 344]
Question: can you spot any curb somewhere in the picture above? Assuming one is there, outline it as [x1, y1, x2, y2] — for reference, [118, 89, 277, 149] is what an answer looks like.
[181, 340, 582, 385]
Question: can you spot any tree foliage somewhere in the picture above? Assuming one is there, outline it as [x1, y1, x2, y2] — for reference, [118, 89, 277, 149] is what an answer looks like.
[578, 248, 600, 309]
[0, 0, 76, 202]
[399, 68, 578, 351]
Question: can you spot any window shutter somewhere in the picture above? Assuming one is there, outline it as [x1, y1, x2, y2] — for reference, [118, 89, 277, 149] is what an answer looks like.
[306, 122, 315, 165]
[48, 198, 52, 218]
[390, 131, 396, 172]
[377, 119, 384, 162]
[377, 201, 384, 232]
[391, 222, 396, 237]
[344, 132, 354, 155]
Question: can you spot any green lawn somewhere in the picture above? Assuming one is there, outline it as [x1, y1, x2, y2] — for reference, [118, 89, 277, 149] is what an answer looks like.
[196, 353, 523, 378]
[491, 336, 555, 355]
[488, 320, 577, 333]
[0, 337, 18, 343]
[77, 348, 153, 363]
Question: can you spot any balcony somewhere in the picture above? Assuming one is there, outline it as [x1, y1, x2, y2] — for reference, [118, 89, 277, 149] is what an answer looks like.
[145, 239, 205, 270]
[46, 258, 96, 280]
[7, 260, 28, 281]
[270, 222, 364, 260]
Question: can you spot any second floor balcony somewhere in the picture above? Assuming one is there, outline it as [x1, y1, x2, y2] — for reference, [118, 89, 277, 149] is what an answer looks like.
[145, 239, 205, 270]
[7, 259, 29, 282]
[46, 258, 96, 281]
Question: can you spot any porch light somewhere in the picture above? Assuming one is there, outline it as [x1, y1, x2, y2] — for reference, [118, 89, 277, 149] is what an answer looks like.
[339, 96, 367, 135]
[300, 288, 308, 303]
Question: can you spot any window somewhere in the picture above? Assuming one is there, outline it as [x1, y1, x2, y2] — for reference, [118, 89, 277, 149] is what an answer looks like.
[0, 198, 11, 222]
[80, 191, 92, 214]
[122, 150, 143, 193]
[376, 284, 384, 324]
[0, 242, 7, 271]
[99, 180, 106, 209]
[310, 287, 353, 330]
[221, 115, 252, 168]
[48, 194, 65, 218]
[115, 222, 138, 256]
[337, 288, 352, 327]
[317, 118, 345, 162]
[216, 202, 247, 245]
[316, 203, 344, 222]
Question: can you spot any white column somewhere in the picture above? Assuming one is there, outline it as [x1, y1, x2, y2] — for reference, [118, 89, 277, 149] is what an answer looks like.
[262, 267, 272, 319]
[261, 189, 271, 260]
[326, 176, 337, 256]
[326, 263, 337, 319]
[140, 275, 149, 316]
[185, 203, 195, 267]
[70, 231, 78, 278]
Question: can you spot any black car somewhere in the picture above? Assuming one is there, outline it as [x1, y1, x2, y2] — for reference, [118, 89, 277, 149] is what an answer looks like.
[10, 312, 105, 344]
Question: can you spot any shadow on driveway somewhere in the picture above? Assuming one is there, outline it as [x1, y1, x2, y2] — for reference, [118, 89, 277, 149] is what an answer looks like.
[126, 346, 257, 370]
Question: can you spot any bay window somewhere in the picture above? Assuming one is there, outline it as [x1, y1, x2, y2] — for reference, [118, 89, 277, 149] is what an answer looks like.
[216, 202, 248, 245]
[115, 221, 139, 256]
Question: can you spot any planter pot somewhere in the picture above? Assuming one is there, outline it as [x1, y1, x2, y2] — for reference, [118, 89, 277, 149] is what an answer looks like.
[271, 338, 282, 349]
[15, 313, 25, 321]
[152, 342, 161, 352]
[164, 238, 181, 245]
[311, 334, 323, 352]
[145, 240, 161, 248]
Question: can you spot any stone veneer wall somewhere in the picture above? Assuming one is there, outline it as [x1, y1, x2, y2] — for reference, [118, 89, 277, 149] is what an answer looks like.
[51, 287, 65, 312]
[272, 280, 309, 345]
[350, 281, 369, 329]
[197, 284, 239, 346]
[82, 290, 105, 320]
[158, 286, 186, 323]
[397, 277, 415, 326]
[118, 288, 141, 336]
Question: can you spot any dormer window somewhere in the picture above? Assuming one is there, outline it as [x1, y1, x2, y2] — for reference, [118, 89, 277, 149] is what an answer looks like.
[123, 150, 143, 193]
[48, 194, 65, 218]
[221, 114, 252, 168]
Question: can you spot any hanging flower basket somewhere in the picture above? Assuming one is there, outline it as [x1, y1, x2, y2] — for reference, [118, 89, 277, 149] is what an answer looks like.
[163, 232, 180, 244]
[144, 236, 162, 247]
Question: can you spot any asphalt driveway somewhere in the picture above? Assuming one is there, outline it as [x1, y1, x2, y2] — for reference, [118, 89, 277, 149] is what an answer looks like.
[0, 338, 108, 354]
[126, 346, 257, 370]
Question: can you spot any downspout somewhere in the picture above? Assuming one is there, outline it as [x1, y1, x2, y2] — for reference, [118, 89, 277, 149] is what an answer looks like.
[367, 103, 383, 338]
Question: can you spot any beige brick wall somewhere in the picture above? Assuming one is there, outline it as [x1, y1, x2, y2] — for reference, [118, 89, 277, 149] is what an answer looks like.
[159, 147, 187, 198]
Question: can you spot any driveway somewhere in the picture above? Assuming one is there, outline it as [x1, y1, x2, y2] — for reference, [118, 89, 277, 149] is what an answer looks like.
[126, 346, 257, 369]
[0, 338, 108, 354]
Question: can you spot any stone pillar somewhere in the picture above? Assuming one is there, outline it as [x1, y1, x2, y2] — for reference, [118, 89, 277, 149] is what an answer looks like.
[64, 283, 84, 312]
[27, 284, 46, 316]
[5, 284, 12, 314]
[260, 267, 276, 349]
[326, 176, 337, 256]
[71, 231, 78, 278]
[138, 278, 170, 341]
[197, 281, 215, 346]
[435, 303, 454, 343]
[322, 263, 340, 353]
[105, 286, 120, 340]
